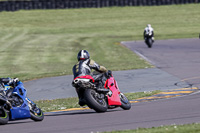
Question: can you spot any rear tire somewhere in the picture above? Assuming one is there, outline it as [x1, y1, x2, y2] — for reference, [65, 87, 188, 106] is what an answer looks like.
[0, 108, 9, 125]
[120, 93, 131, 110]
[84, 89, 108, 113]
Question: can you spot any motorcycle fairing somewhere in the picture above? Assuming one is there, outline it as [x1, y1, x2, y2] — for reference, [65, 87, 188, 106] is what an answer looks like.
[10, 106, 31, 120]
[74, 75, 122, 106]
[105, 77, 121, 106]
[9, 82, 31, 120]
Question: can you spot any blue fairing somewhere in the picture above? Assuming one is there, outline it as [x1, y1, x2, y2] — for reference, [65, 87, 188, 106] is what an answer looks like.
[10, 106, 31, 120]
[9, 81, 31, 120]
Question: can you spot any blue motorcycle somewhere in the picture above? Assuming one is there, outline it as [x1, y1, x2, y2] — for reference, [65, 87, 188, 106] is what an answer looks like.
[0, 80, 44, 125]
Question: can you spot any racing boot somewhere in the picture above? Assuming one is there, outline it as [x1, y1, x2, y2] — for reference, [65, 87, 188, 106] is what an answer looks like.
[78, 97, 86, 106]
[76, 89, 86, 106]
[96, 82, 109, 94]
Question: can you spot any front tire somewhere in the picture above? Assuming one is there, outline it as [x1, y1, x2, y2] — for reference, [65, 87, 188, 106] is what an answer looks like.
[29, 103, 44, 121]
[0, 108, 9, 125]
[84, 89, 108, 113]
[120, 93, 131, 110]
[147, 38, 153, 48]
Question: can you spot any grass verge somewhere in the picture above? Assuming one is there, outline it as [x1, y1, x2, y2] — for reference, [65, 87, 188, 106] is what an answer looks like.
[34, 90, 161, 112]
[0, 4, 200, 80]
[102, 123, 200, 133]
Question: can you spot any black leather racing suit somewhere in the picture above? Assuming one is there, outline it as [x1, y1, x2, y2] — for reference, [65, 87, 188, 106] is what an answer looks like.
[143, 27, 154, 40]
[0, 78, 14, 97]
[72, 59, 107, 79]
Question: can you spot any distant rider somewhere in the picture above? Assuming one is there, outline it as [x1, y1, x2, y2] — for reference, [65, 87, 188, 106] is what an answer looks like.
[144, 24, 154, 42]
[72, 50, 108, 106]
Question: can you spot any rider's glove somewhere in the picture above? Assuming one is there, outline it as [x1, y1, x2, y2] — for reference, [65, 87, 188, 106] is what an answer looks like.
[105, 70, 112, 78]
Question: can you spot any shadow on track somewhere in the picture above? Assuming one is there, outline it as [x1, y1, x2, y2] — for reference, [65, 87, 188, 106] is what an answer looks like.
[4, 120, 34, 125]
[45, 108, 124, 117]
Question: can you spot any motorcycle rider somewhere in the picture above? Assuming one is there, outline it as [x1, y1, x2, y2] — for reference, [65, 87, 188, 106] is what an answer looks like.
[0, 77, 19, 98]
[72, 50, 109, 106]
[144, 24, 154, 42]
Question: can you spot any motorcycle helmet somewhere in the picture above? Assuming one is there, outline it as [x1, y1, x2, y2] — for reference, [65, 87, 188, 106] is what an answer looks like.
[77, 50, 90, 61]
[147, 24, 151, 28]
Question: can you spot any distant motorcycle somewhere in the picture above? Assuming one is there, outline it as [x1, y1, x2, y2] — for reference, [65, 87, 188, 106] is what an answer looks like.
[0, 80, 44, 125]
[144, 33, 154, 48]
[72, 71, 131, 113]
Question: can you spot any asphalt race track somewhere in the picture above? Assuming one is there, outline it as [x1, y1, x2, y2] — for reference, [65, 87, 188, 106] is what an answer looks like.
[122, 38, 200, 88]
[2, 92, 200, 133]
[1, 38, 200, 133]
[24, 68, 182, 101]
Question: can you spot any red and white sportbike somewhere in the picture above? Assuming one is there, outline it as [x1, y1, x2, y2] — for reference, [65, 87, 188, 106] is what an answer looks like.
[72, 71, 131, 113]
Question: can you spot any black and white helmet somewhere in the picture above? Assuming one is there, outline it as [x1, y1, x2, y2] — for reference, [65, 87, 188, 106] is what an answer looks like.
[147, 24, 151, 28]
[77, 50, 90, 61]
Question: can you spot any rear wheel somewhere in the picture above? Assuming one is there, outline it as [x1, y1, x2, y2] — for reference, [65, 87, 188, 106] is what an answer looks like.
[120, 93, 131, 110]
[0, 108, 9, 125]
[29, 103, 44, 121]
[84, 89, 108, 113]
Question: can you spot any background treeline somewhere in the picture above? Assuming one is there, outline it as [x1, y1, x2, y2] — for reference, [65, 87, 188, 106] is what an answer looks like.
[0, 0, 200, 12]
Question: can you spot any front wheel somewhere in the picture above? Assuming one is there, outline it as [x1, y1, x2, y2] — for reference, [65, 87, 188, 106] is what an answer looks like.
[84, 89, 108, 113]
[0, 108, 9, 125]
[147, 38, 153, 48]
[120, 93, 131, 110]
[29, 103, 44, 121]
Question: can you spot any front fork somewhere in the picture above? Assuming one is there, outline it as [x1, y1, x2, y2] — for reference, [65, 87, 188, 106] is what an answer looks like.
[26, 98, 36, 110]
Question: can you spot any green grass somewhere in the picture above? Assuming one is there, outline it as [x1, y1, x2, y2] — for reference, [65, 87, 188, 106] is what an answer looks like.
[34, 97, 79, 112]
[0, 4, 200, 80]
[102, 123, 200, 133]
[34, 90, 160, 112]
